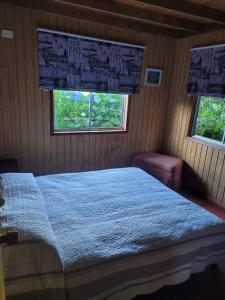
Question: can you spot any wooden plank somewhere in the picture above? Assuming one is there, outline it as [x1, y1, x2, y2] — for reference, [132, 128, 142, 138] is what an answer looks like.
[111, 134, 121, 168]
[201, 146, 213, 194]
[77, 135, 84, 171]
[137, 0, 225, 25]
[13, 6, 30, 171]
[184, 140, 193, 164]
[210, 151, 225, 202]
[2, 0, 190, 37]
[179, 18, 201, 159]
[193, 143, 202, 171]
[160, 39, 179, 154]
[189, 140, 198, 168]
[175, 35, 199, 158]
[165, 40, 185, 155]
[0, 6, 5, 157]
[207, 148, 219, 198]
[156, 38, 175, 152]
[169, 37, 190, 156]
[125, 96, 136, 164]
[31, 10, 42, 174]
[61, 0, 206, 33]
[216, 159, 225, 205]
[222, 182, 225, 207]
[5, 5, 21, 163]
[0, 5, 14, 160]
[173, 36, 198, 157]
[23, 9, 38, 173]
[197, 144, 207, 178]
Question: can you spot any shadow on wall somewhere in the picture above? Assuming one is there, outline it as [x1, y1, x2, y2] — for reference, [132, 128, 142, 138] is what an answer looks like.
[0, 159, 19, 173]
[182, 162, 208, 198]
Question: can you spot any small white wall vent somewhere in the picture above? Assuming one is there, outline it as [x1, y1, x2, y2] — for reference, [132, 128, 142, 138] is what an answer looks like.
[1, 30, 14, 39]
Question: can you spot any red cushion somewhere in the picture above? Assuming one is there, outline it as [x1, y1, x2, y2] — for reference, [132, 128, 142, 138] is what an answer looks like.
[132, 152, 183, 191]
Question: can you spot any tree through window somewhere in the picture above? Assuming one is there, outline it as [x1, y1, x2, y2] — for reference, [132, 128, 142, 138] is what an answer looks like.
[52, 90, 129, 134]
[192, 96, 225, 145]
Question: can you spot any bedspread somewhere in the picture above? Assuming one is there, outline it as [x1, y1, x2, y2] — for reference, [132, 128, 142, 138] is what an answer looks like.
[0, 173, 65, 299]
[1, 168, 225, 300]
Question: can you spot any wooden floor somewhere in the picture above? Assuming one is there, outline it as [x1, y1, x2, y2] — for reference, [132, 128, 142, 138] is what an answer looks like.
[180, 189, 225, 222]
[133, 190, 225, 300]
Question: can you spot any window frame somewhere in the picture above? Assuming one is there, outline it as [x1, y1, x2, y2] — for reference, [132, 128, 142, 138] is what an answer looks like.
[190, 96, 225, 148]
[50, 91, 130, 136]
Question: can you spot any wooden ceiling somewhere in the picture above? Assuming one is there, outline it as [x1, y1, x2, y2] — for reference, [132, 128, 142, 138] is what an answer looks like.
[2, 0, 225, 38]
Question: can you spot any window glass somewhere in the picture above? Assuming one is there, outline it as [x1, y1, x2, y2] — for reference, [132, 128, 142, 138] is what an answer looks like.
[193, 96, 225, 144]
[53, 90, 128, 133]
[90, 93, 124, 129]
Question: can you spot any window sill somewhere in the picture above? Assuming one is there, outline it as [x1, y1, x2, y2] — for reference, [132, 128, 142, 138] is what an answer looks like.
[51, 129, 128, 136]
[185, 135, 225, 152]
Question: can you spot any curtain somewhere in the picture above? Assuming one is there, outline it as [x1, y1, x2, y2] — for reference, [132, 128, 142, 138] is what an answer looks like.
[38, 28, 144, 95]
[187, 44, 225, 97]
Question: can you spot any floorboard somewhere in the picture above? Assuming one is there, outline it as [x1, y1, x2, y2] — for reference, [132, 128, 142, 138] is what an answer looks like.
[180, 189, 225, 221]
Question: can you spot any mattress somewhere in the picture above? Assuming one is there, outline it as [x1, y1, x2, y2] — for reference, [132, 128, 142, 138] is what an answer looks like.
[1, 167, 225, 300]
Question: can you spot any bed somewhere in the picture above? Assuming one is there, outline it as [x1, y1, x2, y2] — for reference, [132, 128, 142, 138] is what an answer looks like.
[1, 167, 225, 300]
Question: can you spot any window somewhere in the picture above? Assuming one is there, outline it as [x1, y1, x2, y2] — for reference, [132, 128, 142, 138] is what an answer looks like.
[192, 96, 225, 145]
[51, 90, 129, 134]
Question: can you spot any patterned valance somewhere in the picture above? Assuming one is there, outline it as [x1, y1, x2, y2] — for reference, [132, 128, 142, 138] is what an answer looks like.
[38, 28, 145, 95]
[187, 44, 225, 97]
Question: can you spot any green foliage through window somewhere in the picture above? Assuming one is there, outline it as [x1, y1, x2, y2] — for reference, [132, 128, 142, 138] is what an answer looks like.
[53, 90, 128, 132]
[193, 96, 225, 144]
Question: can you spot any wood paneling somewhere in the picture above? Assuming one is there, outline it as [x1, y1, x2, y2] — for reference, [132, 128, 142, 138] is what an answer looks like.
[188, 0, 225, 12]
[5, 0, 225, 37]
[51, 0, 206, 33]
[136, 0, 225, 24]
[0, 4, 174, 176]
[163, 28, 225, 207]
[2, 1, 191, 38]
[2, 4, 224, 208]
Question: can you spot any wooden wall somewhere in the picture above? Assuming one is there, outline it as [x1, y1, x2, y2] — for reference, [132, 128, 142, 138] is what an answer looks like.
[2, 4, 224, 208]
[163, 29, 225, 207]
[0, 4, 175, 175]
